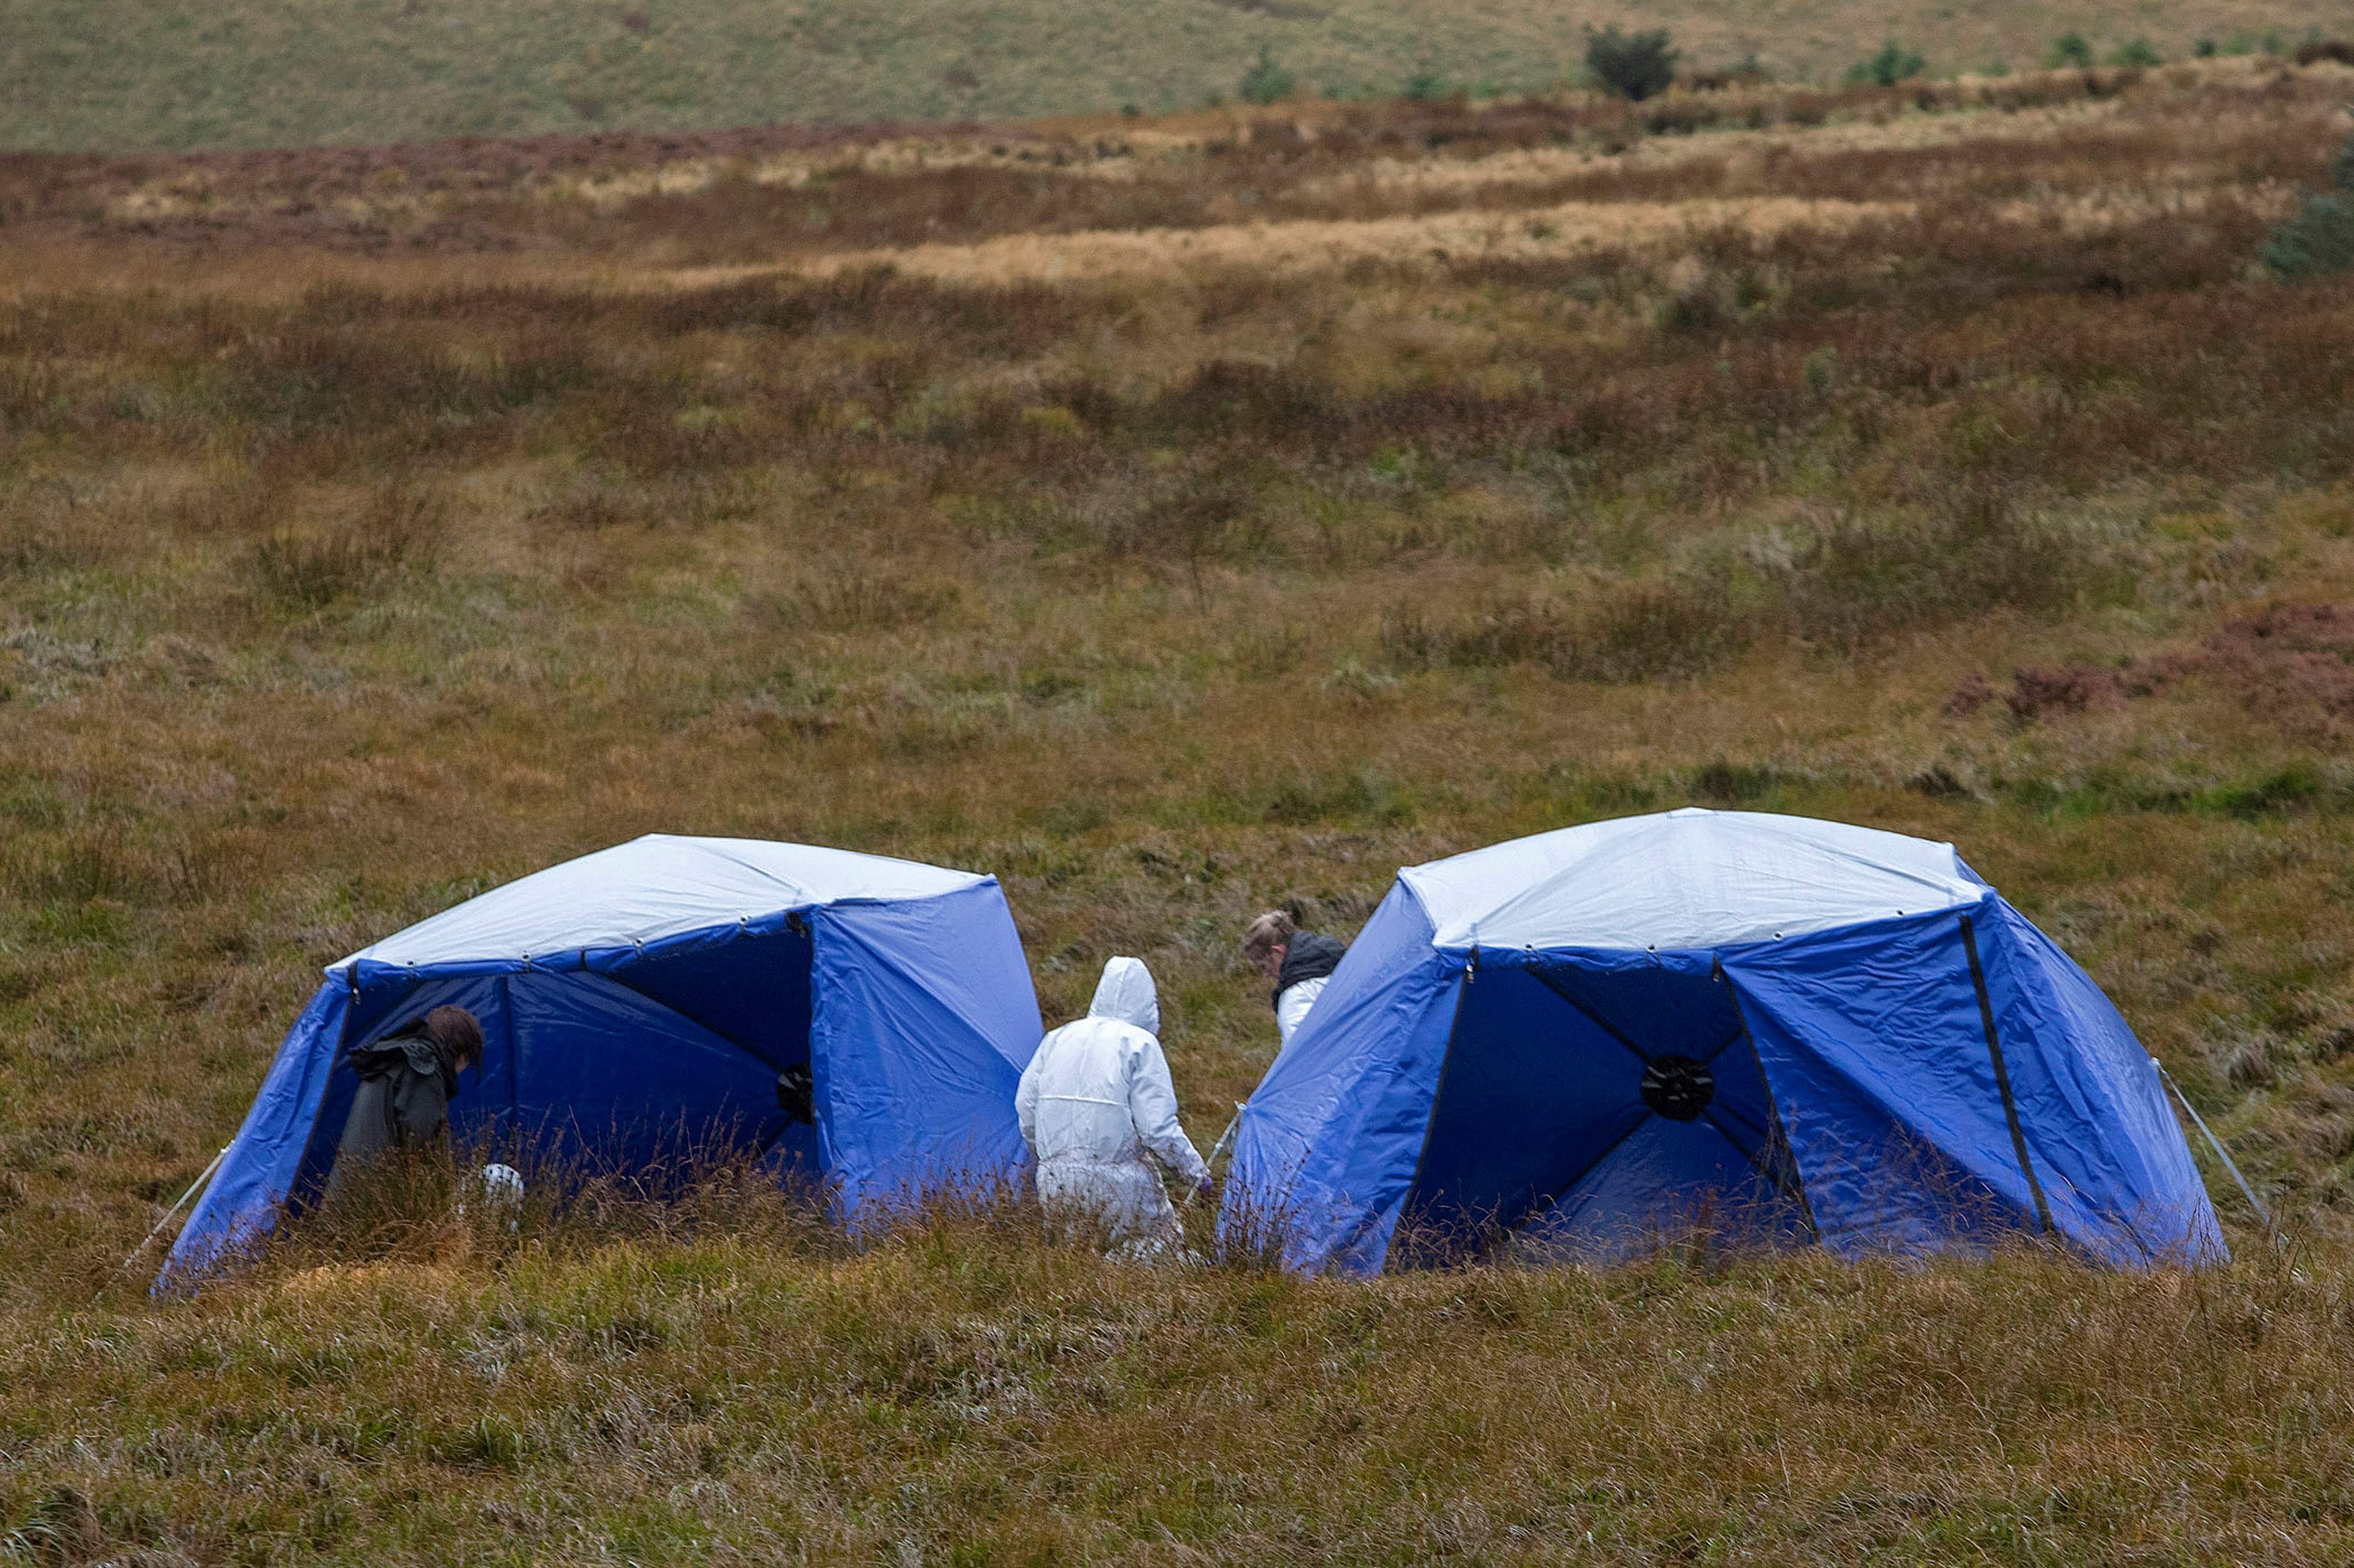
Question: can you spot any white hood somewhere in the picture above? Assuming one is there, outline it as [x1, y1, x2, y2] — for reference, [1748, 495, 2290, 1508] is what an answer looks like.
[1088, 957, 1159, 1036]
[1016, 953, 1206, 1197]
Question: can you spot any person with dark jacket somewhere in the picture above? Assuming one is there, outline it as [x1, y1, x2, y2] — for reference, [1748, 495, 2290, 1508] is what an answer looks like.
[324, 1005, 484, 1200]
[1242, 911, 1345, 1046]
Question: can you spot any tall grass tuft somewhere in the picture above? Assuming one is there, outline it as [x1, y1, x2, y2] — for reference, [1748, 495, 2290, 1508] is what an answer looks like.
[245, 484, 447, 609]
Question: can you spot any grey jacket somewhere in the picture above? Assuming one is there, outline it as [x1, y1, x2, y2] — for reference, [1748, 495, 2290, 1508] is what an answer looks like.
[324, 1031, 460, 1198]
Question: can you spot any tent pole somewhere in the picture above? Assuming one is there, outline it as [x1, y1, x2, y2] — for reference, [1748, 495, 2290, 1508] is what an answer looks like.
[120, 1144, 231, 1277]
[2156, 1057, 2283, 1247]
[1205, 1103, 1248, 1176]
[1959, 914, 2056, 1237]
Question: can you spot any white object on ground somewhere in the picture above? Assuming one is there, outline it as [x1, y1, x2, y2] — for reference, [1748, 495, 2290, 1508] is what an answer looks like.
[480, 1163, 525, 1231]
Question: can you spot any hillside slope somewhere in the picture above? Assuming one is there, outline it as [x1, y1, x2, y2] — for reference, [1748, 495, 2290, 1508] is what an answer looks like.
[7, 61, 2354, 1560]
[3, 0, 2348, 152]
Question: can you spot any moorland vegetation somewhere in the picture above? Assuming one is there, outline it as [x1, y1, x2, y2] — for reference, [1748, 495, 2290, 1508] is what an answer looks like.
[5, 0, 2354, 151]
[4, 54, 2354, 1562]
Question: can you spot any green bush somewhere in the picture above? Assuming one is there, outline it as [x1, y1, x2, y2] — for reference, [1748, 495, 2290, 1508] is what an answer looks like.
[2044, 32, 2095, 68]
[2263, 126, 2354, 279]
[1238, 48, 1295, 106]
[2109, 36, 2163, 66]
[1584, 26, 1679, 102]
[1847, 40, 1927, 86]
[1403, 68, 1449, 102]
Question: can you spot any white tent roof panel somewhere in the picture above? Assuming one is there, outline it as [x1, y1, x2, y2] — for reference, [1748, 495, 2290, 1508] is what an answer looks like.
[333, 834, 985, 970]
[1401, 808, 1987, 952]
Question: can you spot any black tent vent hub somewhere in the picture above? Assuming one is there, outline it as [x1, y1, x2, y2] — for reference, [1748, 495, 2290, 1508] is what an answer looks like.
[1639, 1055, 1714, 1121]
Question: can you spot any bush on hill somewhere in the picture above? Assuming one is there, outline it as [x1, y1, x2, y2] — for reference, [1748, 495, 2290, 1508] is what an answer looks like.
[2046, 31, 2097, 68]
[1585, 26, 1679, 102]
[2262, 124, 2354, 279]
[1848, 40, 1929, 86]
[1239, 47, 1297, 106]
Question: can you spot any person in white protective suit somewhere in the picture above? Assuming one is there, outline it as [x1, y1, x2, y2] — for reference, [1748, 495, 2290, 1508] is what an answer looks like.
[1016, 957, 1211, 1259]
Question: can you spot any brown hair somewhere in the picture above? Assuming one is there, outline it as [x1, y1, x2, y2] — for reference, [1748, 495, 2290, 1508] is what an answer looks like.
[423, 1006, 486, 1071]
[1241, 910, 1296, 964]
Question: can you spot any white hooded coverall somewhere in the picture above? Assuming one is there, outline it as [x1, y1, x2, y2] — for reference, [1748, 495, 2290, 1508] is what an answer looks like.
[1016, 957, 1209, 1256]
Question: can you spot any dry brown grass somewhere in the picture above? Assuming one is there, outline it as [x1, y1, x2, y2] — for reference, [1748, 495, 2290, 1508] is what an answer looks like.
[5, 61, 2331, 270]
[12, 1217, 2354, 1562]
[4, 55, 2354, 1562]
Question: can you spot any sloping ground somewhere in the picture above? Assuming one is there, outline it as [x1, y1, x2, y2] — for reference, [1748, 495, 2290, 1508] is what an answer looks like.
[3, 0, 2349, 152]
[1, 62, 2328, 279]
[5, 61, 2354, 1562]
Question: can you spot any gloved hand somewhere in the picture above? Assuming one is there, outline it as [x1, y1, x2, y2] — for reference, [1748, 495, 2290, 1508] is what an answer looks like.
[1192, 1176, 1215, 1204]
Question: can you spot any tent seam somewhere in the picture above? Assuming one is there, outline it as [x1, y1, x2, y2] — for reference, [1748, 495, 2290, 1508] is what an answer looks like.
[1714, 957, 1821, 1243]
[1960, 912, 2057, 1237]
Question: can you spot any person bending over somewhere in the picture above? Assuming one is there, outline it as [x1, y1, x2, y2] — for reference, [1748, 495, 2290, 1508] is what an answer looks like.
[1242, 910, 1345, 1047]
[325, 1004, 484, 1201]
[1016, 957, 1209, 1259]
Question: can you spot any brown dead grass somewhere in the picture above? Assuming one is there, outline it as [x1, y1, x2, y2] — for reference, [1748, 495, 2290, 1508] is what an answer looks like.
[717, 195, 1907, 285]
[4, 57, 2354, 1562]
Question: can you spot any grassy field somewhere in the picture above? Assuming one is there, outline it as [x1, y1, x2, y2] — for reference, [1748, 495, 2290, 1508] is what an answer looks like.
[6, 54, 2354, 1560]
[4, 0, 2352, 152]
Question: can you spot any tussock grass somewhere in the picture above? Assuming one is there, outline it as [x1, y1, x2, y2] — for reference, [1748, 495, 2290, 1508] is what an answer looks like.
[10, 1210, 2354, 1560]
[8, 61, 2354, 1559]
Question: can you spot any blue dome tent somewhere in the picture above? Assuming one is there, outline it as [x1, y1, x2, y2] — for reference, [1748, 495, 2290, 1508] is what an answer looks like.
[1223, 810, 2223, 1273]
[162, 835, 1043, 1286]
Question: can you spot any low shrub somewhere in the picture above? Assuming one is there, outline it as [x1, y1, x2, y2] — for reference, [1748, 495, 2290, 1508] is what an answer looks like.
[2262, 124, 2354, 279]
[1238, 48, 1296, 108]
[2265, 192, 2354, 279]
[1585, 27, 1680, 102]
[2044, 32, 2096, 69]
[1848, 41, 1928, 88]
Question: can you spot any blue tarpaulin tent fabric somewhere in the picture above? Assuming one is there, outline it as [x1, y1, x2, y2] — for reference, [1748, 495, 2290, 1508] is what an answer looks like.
[161, 835, 1043, 1289]
[1223, 809, 2223, 1273]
